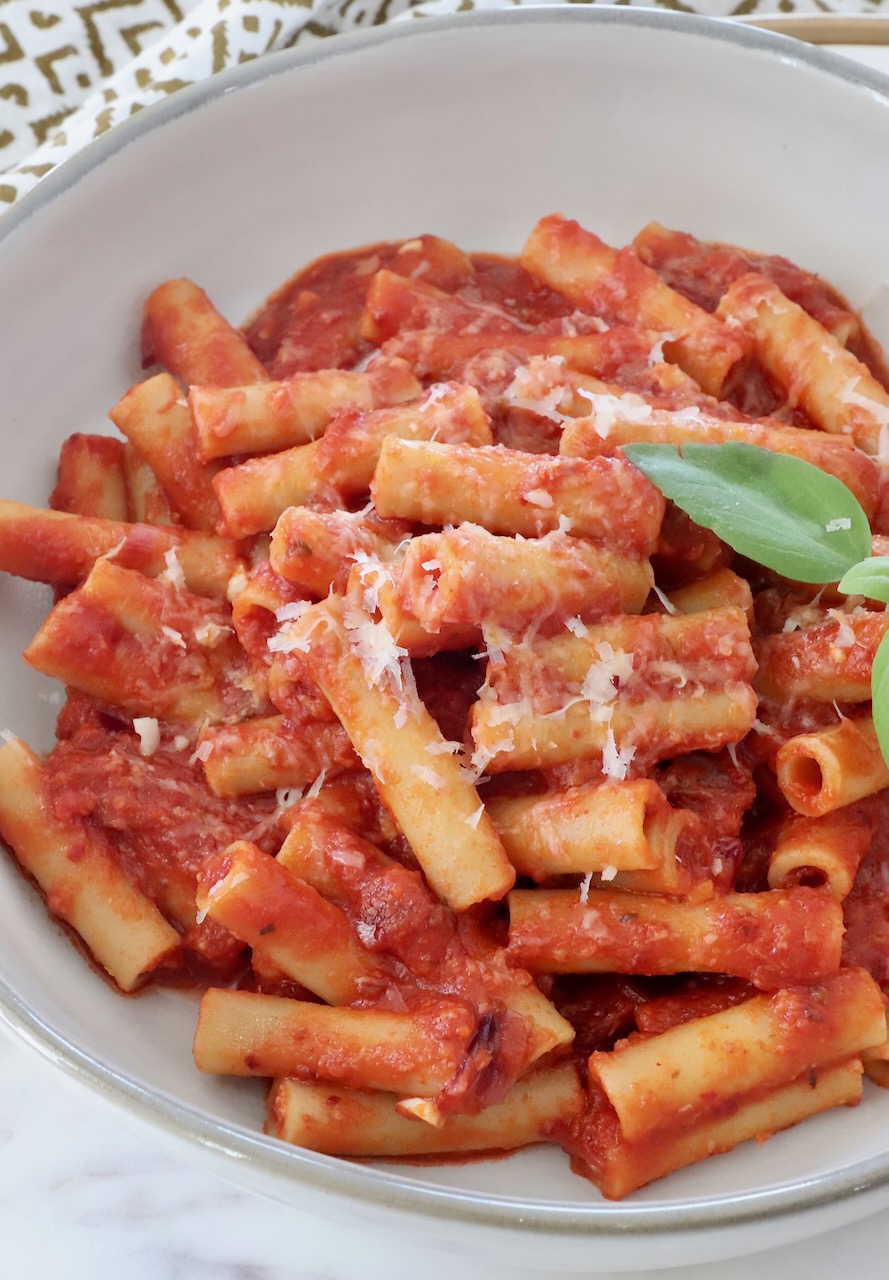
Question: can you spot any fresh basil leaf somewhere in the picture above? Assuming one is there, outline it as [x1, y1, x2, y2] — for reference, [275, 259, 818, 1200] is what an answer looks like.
[872, 631, 889, 767]
[838, 556, 889, 605]
[623, 442, 871, 584]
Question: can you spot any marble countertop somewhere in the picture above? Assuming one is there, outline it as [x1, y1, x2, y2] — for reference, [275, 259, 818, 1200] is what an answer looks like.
[2, 1019, 889, 1280]
[2, 33, 887, 1280]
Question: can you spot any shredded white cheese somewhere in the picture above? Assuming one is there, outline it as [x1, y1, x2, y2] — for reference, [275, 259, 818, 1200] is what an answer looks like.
[464, 803, 485, 830]
[274, 785, 305, 811]
[305, 767, 328, 800]
[601, 724, 636, 781]
[579, 872, 593, 905]
[581, 643, 634, 706]
[161, 625, 187, 650]
[411, 765, 446, 791]
[159, 547, 186, 591]
[825, 517, 852, 533]
[525, 488, 554, 508]
[189, 739, 214, 765]
[133, 717, 161, 757]
[652, 584, 678, 616]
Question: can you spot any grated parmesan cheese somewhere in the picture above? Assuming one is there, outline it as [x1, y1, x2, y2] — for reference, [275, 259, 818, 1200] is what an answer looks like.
[573, 388, 653, 440]
[274, 785, 305, 812]
[161, 625, 187, 650]
[464, 803, 485, 830]
[581, 643, 634, 706]
[828, 610, 858, 650]
[411, 765, 446, 791]
[133, 717, 161, 757]
[838, 376, 889, 426]
[525, 488, 554, 508]
[275, 601, 310, 624]
[189, 739, 214, 765]
[825, 517, 852, 533]
[579, 872, 593, 905]
[305, 767, 328, 800]
[652, 584, 678, 616]
[355, 920, 377, 947]
[159, 547, 186, 591]
[601, 724, 636, 781]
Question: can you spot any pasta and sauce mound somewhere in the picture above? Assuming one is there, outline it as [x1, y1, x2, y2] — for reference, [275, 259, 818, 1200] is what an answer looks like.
[0, 214, 886, 1199]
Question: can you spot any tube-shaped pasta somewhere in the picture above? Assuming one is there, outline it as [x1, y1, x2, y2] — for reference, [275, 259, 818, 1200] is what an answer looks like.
[521, 215, 748, 396]
[275, 803, 574, 1066]
[862, 1041, 889, 1088]
[487, 780, 671, 879]
[109, 372, 224, 532]
[632, 221, 864, 348]
[122, 443, 175, 526]
[196, 841, 391, 1004]
[371, 439, 665, 554]
[383, 326, 657, 382]
[270, 507, 404, 598]
[767, 811, 873, 900]
[472, 685, 757, 774]
[23, 558, 256, 725]
[0, 498, 243, 597]
[215, 382, 492, 538]
[588, 969, 885, 1143]
[717, 273, 889, 456]
[50, 433, 129, 521]
[775, 715, 889, 816]
[471, 607, 757, 771]
[581, 1059, 864, 1201]
[506, 885, 844, 989]
[345, 560, 479, 658]
[266, 1061, 583, 1156]
[141, 277, 269, 387]
[189, 359, 421, 459]
[282, 596, 515, 911]
[666, 567, 754, 623]
[0, 739, 180, 991]
[755, 612, 887, 704]
[197, 714, 358, 797]
[360, 267, 522, 345]
[398, 526, 652, 633]
[193, 988, 475, 1094]
[560, 398, 883, 522]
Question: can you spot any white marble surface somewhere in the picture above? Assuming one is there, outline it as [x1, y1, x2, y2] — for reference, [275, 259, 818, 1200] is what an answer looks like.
[2, 31, 887, 1280]
[1, 1019, 889, 1280]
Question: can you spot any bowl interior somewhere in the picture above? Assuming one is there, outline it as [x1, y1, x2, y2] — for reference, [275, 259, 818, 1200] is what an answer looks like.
[0, 6, 887, 1239]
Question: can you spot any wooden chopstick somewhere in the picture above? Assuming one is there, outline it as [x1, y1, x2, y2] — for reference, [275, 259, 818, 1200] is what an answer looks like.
[738, 15, 888, 46]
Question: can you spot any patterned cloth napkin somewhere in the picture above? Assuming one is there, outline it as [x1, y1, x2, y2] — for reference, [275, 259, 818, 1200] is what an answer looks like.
[0, 0, 885, 208]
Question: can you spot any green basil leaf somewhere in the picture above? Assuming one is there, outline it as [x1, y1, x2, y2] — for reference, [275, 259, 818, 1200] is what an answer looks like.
[623, 442, 871, 584]
[872, 631, 889, 767]
[838, 556, 889, 605]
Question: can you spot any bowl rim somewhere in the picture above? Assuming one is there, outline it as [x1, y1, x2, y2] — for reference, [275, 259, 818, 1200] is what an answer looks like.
[1, 2, 887, 1239]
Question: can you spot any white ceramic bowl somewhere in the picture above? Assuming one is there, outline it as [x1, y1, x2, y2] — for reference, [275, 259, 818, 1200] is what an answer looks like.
[0, 8, 887, 1273]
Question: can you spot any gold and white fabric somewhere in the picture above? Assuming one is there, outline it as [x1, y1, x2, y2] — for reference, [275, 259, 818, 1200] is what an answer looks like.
[0, 0, 885, 206]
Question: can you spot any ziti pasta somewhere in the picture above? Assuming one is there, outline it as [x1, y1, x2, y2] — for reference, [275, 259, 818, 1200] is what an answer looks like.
[0, 217, 886, 1199]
